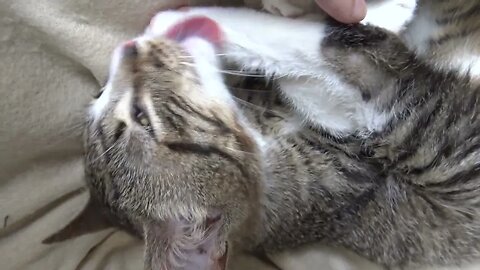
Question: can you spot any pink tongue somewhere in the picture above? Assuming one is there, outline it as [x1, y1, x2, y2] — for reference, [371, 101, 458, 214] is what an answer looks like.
[165, 16, 223, 46]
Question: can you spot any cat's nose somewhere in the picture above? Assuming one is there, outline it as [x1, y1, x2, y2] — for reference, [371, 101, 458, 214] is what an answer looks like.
[122, 40, 138, 58]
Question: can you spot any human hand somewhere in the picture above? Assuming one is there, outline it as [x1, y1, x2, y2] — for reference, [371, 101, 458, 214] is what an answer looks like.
[315, 0, 367, 23]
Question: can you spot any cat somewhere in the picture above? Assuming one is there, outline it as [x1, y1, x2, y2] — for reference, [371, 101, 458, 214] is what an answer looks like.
[44, 1, 480, 270]
[258, 0, 480, 77]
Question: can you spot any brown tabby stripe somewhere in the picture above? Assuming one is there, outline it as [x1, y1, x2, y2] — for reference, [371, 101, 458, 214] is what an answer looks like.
[164, 141, 251, 178]
[434, 27, 480, 46]
[392, 97, 443, 164]
[427, 163, 480, 190]
[436, 2, 480, 24]
[380, 74, 444, 139]
[168, 95, 225, 128]
[160, 103, 187, 133]
[453, 136, 480, 161]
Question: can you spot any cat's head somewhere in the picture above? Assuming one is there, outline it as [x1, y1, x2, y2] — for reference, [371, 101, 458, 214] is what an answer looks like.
[52, 17, 264, 270]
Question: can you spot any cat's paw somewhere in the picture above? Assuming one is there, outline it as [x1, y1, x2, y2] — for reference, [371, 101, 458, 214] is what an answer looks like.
[262, 0, 306, 17]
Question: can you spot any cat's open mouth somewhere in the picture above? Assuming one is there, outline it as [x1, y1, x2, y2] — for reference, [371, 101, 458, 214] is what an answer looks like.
[164, 16, 224, 48]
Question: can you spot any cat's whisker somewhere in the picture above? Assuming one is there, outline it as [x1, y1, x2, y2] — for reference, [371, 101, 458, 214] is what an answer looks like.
[91, 144, 116, 163]
[182, 61, 287, 80]
[180, 62, 267, 78]
[223, 146, 257, 156]
[230, 96, 287, 117]
[232, 96, 275, 112]
[220, 70, 267, 77]
[229, 87, 272, 93]
[230, 96, 268, 110]
[179, 53, 228, 59]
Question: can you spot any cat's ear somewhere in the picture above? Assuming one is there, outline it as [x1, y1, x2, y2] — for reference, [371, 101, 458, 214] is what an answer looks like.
[144, 210, 229, 270]
[42, 196, 113, 244]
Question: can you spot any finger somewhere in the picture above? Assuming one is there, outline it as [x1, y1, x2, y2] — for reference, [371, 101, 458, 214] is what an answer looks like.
[315, 0, 367, 24]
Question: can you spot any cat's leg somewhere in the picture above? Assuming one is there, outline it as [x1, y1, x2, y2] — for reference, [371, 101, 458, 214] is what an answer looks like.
[146, 3, 415, 77]
[146, 7, 328, 78]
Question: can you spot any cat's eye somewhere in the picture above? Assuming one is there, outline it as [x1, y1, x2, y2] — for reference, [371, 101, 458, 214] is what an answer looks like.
[139, 115, 150, 127]
[133, 103, 151, 128]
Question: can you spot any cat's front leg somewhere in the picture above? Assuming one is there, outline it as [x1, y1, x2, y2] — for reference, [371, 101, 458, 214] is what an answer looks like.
[146, 7, 329, 78]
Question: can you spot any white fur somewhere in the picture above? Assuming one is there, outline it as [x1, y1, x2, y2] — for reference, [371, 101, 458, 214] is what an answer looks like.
[280, 76, 362, 135]
[141, 91, 164, 139]
[454, 54, 480, 77]
[90, 46, 124, 119]
[181, 37, 236, 107]
[113, 88, 133, 126]
[149, 7, 390, 136]
[362, 0, 416, 33]
[91, 82, 112, 120]
[402, 8, 438, 55]
[434, 46, 480, 77]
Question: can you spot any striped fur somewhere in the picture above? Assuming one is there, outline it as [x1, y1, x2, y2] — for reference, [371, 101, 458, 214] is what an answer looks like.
[402, 0, 480, 76]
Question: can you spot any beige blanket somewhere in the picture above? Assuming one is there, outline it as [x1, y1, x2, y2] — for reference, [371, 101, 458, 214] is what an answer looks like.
[0, 0, 471, 269]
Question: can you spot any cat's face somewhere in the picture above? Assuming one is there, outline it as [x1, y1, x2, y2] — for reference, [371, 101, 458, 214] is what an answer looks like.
[84, 17, 262, 269]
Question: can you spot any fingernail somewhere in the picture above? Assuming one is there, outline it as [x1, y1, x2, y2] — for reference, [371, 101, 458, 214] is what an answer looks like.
[352, 0, 367, 22]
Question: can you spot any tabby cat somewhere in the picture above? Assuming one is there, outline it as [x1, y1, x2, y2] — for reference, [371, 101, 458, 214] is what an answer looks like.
[45, 0, 480, 269]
